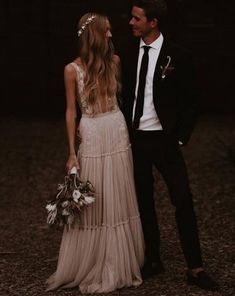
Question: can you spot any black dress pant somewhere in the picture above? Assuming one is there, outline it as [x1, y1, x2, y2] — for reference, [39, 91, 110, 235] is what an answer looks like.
[132, 130, 203, 269]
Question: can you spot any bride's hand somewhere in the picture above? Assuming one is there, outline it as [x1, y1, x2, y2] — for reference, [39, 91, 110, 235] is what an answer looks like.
[66, 154, 80, 173]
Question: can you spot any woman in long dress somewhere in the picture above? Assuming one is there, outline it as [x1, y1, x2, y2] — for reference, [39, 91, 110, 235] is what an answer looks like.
[46, 12, 145, 294]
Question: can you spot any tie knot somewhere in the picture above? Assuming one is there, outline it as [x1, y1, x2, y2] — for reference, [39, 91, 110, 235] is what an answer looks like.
[143, 46, 150, 53]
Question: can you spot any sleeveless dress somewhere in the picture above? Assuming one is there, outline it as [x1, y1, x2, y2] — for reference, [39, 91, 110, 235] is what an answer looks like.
[46, 62, 145, 294]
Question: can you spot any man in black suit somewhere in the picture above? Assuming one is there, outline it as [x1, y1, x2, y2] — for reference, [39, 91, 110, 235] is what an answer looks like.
[121, 0, 218, 291]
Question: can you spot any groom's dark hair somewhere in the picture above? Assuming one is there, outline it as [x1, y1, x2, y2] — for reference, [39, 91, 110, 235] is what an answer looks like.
[132, 0, 168, 28]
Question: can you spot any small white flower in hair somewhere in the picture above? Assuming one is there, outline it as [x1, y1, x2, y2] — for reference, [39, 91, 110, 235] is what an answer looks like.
[77, 15, 96, 37]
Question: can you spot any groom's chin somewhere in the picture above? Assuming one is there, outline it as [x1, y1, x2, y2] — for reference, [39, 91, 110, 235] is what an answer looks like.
[131, 29, 141, 37]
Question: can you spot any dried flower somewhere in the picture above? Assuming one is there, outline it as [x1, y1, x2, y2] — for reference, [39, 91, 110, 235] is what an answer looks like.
[84, 196, 95, 204]
[160, 56, 175, 80]
[46, 168, 95, 229]
[73, 190, 81, 202]
[46, 204, 56, 212]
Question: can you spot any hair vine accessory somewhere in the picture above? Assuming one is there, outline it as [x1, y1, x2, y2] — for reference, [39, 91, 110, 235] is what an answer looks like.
[77, 15, 96, 37]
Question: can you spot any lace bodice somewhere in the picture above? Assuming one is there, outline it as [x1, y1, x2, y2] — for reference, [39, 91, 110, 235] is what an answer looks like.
[70, 62, 118, 116]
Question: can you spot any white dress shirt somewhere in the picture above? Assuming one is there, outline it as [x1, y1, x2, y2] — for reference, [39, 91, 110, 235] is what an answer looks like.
[132, 33, 164, 130]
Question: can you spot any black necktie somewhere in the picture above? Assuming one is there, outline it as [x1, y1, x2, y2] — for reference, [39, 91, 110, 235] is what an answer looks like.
[133, 46, 150, 129]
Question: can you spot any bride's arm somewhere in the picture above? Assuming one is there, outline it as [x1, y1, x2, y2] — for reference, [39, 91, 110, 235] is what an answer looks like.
[64, 64, 80, 173]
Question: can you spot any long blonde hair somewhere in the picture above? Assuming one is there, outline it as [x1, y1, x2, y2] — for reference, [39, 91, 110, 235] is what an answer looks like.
[77, 13, 120, 106]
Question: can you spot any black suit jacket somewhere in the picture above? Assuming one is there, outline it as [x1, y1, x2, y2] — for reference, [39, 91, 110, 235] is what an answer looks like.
[120, 38, 198, 145]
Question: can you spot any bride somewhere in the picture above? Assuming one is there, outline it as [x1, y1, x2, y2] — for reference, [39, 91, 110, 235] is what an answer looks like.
[46, 12, 145, 294]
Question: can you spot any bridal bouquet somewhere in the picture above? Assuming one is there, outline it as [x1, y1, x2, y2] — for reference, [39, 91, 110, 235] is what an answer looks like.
[46, 167, 95, 228]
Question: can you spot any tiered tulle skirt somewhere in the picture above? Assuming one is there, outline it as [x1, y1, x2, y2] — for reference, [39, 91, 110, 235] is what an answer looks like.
[46, 109, 145, 293]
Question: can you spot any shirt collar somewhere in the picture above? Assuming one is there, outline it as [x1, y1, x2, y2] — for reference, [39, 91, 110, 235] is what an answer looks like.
[139, 33, 164, 50]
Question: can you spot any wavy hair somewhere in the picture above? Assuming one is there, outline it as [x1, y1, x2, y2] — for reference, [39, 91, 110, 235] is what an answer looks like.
[77, 13, 120, 107]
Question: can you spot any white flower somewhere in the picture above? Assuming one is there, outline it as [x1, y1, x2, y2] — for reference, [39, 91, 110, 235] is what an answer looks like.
[46, 204, 57, 212]
[57, 184, 64, 190]
[62, 201, 69, 208]
[77, 15, 96, 37]
[47, 209, 57, 224]
[79, 200, 84, 206]
[67, 215, 74, 225]
[73, 190, 81, 202]
[62, 209, 70, 216]
[84, 196, 95, 204]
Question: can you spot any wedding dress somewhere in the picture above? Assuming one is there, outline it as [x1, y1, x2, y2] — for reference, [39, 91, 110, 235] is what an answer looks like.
[46, 62, 145, 293]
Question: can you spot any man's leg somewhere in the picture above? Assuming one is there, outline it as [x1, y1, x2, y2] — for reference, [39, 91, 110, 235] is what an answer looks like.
[149, 135, 218, 290]
[156, 136, 203, 268]
[132, 131, 161, 264]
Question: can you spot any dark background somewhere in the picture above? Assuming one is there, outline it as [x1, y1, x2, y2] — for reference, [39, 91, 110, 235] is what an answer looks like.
[1, 0, 234, 117]
[1, 2, 235, 295]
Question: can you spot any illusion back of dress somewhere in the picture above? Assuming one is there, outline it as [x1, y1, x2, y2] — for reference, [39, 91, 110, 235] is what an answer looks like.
[70, 62, 118, 116]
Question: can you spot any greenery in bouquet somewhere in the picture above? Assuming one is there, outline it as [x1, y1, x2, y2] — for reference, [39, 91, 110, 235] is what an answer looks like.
[46, 170, 95, 228]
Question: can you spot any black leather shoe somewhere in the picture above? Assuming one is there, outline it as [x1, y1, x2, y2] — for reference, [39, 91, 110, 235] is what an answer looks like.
[141, 260, 165, 279]
[187, 270, 219, 291]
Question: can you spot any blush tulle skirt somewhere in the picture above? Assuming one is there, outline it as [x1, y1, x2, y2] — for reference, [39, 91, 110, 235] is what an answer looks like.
[46, 109, 145, 294]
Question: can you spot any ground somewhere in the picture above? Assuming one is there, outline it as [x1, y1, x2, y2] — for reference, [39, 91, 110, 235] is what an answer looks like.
[0, 114, 234, 296]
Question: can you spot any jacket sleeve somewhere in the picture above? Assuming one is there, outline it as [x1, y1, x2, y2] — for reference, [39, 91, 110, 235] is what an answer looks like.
[176, 50, 199, 145]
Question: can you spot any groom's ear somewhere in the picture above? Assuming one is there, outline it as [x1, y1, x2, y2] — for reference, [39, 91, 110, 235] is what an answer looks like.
[150, 18, 158, 29]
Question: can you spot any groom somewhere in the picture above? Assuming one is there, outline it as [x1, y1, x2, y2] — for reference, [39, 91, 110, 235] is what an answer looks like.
[121, 0, 218, 291]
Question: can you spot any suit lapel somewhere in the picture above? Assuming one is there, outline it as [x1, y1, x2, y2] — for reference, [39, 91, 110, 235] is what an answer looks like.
[132, 42, 139, 86]
[129, 42, 140, 108]
[153, 39, 170, 99]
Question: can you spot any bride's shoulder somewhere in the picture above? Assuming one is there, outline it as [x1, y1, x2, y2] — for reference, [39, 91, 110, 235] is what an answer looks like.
[64, 58, 84, 76]
[73, 57, 83, 66]
[64, 65, 77, 85]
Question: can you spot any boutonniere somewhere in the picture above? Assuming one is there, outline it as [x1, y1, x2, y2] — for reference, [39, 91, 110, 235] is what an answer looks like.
[160, 56, 175, 80]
